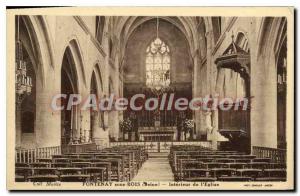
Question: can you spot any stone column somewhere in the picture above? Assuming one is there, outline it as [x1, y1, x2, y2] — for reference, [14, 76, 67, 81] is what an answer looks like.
[251, 53, 278, 149]
[15, 105, 22, 148]
[207, 110, 217, 150]
[198, 31, 214, 140]
[34, 66, 62, 148]
[102, 29, 112, 143]
[108, 110, 119, 141]
[205, 31, 228, 147]
[35, 91, 61, 147]
[111, 57, 121, 141]
[81, 109, 90, 143]
[192, 51, 202, 139]
[207, 109, 227, 150]
[118, 71, 124, 141]
[92, 112, 109, 147]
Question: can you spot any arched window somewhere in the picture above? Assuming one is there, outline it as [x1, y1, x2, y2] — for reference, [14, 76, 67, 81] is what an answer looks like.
[145, 38, 170, 88]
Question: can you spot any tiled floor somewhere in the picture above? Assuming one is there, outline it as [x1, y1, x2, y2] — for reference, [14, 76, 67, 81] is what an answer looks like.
[132, 153, 174, 181]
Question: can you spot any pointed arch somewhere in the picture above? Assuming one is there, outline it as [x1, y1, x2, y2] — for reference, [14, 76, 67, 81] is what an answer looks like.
[59, 38, 87, 91]
[62, 47, 79, 93]
[69, 39, 87, 87]
[60, 42, 84, 145]
[257, 17, 287, 60]
[91, 63, 104, 96]
[19, 16, 50, 88]
[17, 15, 50, 148]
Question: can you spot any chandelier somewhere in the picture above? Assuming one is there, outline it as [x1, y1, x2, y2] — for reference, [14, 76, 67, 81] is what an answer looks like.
[15, 16, 32, 105]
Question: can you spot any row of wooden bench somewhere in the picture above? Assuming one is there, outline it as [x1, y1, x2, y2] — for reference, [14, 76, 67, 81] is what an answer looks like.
[15, 145, 148, 182]
[169, 145, 287, 182]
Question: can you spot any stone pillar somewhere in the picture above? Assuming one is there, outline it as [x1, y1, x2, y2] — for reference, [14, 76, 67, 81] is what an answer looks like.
[118, 111, 124, 141]
[81, 109, 90, 143]
[74, 107, 82, 143]
[196, 110, 207, 139]
[251, 53, 278, 149]
[15, 106, 22, 148]
[34, 66, 61, 148]
[108, 110, 119, 141]
[192, 52, 202, 139]
[35, 91, 61, 147]
[197, 31, 214, 140]
[118, 70, 124, 141]
[207, 109, 227, 150]
[205, 30, 228, 148]
[92, 112, 109, 147]
[102, 28, 111, 143]
[207, 110, 217, 150]
[112, 56, 121, 141]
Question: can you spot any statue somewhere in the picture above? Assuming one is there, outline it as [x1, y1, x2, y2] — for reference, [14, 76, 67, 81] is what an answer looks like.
[204, 111, 213, 134]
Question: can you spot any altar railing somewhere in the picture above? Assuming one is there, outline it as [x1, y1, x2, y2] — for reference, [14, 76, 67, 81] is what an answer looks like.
[252, 146, 286, 163]
[15, 146, 61, 163]
[110, 141, 212, 152]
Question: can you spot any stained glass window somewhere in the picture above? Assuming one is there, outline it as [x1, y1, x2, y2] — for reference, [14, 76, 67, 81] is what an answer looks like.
[145, 38, 170, 89]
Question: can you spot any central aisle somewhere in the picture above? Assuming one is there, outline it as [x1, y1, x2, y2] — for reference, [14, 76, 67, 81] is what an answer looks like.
[132, 152, 174, 181]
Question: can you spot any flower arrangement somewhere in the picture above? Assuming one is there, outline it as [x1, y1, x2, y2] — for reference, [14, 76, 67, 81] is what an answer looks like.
[119, 118, 133, 132]
[182, 119, 194, 132]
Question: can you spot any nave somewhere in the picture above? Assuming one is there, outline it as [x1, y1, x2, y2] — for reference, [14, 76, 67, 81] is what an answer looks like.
[15, 144, 286, 182]
[13, 14, 289, 183]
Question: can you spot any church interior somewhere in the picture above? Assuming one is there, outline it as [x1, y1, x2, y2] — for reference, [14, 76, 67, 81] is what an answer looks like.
[14, 15, 287, 182]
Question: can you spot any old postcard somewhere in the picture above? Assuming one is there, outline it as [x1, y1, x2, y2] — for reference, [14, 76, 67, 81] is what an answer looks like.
[6, 7, 294, 190]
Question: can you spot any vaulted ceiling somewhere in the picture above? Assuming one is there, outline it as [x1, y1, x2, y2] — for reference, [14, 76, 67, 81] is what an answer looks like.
[109, 16, 209, 66]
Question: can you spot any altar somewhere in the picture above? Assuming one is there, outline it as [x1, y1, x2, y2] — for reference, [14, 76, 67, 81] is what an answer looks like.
[138, 126, 177, 142]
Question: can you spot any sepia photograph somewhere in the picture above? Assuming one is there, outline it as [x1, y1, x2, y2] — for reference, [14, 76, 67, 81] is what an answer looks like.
[6, 7, 294, 190]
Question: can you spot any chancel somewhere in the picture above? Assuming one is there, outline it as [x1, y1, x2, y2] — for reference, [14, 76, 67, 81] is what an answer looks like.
[14, 14, 288, 182]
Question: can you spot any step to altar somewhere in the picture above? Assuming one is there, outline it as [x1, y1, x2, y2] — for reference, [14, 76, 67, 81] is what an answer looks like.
[148, 152, 169, 158]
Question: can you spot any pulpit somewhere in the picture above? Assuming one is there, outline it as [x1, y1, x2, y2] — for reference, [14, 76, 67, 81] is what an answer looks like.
[214, 33, 251, 153]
